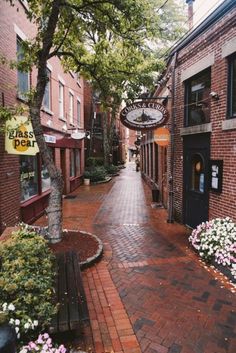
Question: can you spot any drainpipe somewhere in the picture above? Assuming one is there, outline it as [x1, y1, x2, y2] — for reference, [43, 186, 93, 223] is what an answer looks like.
[167, 52, 177, 223]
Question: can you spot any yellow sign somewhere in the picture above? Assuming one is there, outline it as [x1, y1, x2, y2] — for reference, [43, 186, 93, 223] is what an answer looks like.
[154, 127, 170, 146]
[5, 116, 39, 155]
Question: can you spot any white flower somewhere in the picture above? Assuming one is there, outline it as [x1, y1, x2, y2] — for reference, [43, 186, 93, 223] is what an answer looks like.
[24, 322, 30, 330]
[15, 319, 20, 325]
[9, 318, 15, 324]
[15, 327, 19, 334]
[8, 303, 15, 311]
[2, 303, 8, 312]
[33, 320, 38, 327]
[19, 349, 28, 353]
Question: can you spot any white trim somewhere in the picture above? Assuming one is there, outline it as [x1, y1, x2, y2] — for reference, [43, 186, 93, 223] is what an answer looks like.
[222, 118, 236, 131]
[222, 37, 236, 58]
[14, 24, 27, 40]
[46, 63, 53, 72]
[58, 75, 65, 85]
[181, 53, 215, 82]
[69, 89, 74, 95]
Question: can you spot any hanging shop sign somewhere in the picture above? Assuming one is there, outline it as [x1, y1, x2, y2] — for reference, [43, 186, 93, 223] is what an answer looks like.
[120, 101, 168, 131]
[154, 127, 170, 146]
[5, 116, 39, 155]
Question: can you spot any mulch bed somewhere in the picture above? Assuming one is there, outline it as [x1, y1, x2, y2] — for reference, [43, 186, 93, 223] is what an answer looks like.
[49, 230, 100, 263]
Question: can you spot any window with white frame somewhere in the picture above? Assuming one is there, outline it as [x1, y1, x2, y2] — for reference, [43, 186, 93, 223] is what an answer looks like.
[228, 54, 236, 118]
[17, 36, 29, 99]
[77, 99, 81, 126]
[43, 68, 51, 110]
[59, 81, 64, 119]
[69, 92, 74, 124]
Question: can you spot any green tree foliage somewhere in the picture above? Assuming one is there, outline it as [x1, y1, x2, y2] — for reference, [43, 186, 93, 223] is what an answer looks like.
[1, 0, 186, 240]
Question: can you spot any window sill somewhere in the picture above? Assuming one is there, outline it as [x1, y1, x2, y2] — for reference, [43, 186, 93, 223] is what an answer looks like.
[222, 118, 236, 131]
[59, 117, 66, 122]
[17, 94, 29, 103]
[41, 107, 54, 116]
[20, 189, 51, 207]
[180, 123, 212, 136]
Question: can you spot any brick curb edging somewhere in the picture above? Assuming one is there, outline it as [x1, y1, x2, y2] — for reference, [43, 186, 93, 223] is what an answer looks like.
[79, 230, 104, 270]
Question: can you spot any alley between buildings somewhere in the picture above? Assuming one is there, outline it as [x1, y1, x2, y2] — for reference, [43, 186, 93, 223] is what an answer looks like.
[54, 163, 236, 353]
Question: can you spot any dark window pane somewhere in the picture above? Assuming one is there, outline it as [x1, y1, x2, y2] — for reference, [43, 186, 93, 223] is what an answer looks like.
[185, 69, 211, 126]
[229, 56, 236, 117]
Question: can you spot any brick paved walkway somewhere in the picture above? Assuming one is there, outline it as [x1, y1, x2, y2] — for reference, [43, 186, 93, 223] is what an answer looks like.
[40, 163, 236, 353]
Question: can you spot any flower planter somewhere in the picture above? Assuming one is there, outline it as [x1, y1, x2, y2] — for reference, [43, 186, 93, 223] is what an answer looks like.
[84, 178, 90, 186]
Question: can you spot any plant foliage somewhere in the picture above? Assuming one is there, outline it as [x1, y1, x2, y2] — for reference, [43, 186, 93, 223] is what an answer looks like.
[0, 227, 57, 335]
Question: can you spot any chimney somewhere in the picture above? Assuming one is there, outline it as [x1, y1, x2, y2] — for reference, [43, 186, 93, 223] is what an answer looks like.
[186, 0, 195, 30]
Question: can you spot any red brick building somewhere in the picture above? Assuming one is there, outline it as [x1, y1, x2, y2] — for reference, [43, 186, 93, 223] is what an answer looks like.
[141, 0, 236, 227]
[0, 1, 85, 233]
[83, 80, 127, 165]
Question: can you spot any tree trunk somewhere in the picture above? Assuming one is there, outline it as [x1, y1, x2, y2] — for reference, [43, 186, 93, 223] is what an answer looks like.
[103, 112, 110, 166]
[30, 104, 64, 243]
[29, 0, 63, 243]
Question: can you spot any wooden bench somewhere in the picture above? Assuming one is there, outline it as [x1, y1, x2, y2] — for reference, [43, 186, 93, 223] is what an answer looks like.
[49, 251, 89, 333]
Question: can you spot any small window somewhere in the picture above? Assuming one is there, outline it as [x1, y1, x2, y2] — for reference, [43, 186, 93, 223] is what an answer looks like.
[185, 69, 211, 127]
[43, 68, 51, 110]
[191, 154, 204, 193]
[228, 54, 236, 118]
[69, 92, 74, 125]
[17, 37, 29, 100]
[59, 82, 64, 119]
[77, 99, 81, 126]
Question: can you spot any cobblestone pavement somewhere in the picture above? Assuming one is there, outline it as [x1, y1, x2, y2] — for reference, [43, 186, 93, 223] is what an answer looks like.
[52, 163, 236, 353]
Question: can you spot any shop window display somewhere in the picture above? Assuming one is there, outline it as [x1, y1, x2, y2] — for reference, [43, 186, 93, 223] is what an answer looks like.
[20, 155, 38, 201]
[41, 161, 51, 192]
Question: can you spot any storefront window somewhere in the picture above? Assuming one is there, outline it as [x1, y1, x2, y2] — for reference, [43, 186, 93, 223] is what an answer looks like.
[70, 149, 81, 177]
[75, 149, 81, 175]
[20, 155, 38, 201]
[191, 154, 204, 193]
[41, 161, 51, 192]
[70, 149, 76, 177]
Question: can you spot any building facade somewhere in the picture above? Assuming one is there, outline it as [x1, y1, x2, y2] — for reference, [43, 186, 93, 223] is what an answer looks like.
[141, 0, 236, 227]
[0, 1, 85, 233]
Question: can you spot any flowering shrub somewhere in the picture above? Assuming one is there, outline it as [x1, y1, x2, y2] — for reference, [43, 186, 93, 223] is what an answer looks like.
[189, 217, 236, 280]
[0, 226, 57, 340]
[1, 302, 38, 339]
[19, 333, 66, 353]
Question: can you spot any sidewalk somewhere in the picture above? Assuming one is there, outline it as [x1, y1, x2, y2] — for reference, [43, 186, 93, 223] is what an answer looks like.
[57, 163, 236, 353]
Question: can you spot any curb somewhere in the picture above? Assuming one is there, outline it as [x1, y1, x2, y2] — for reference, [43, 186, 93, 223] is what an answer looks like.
[78, 230, 103, 270]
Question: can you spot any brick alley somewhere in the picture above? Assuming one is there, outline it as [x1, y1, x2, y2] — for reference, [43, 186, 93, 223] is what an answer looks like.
[50, 163, 236, 353]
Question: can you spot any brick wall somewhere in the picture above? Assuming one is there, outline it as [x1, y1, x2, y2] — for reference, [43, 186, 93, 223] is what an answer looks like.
[173, 5, 236, 223]
[0, 1, 85, 233]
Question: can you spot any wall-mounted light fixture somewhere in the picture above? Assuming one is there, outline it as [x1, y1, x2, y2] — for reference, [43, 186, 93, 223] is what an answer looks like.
[209, 91, 219, 100]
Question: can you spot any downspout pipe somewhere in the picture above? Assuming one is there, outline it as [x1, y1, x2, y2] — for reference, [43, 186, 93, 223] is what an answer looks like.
[167, 51, 177, 223]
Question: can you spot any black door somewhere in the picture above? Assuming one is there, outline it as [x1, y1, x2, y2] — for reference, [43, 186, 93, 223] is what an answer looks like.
[183, 134, 210, 228]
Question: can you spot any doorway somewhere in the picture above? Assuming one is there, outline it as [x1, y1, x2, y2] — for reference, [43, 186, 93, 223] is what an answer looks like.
[183, 134, 210, 228]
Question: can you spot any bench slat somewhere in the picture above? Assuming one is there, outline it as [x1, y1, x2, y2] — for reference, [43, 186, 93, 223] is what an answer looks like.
[65, 252, 81, 330]
[57, 253, 70, 332]
[72, 253, 89, 321]
[49, 251, 89, 333]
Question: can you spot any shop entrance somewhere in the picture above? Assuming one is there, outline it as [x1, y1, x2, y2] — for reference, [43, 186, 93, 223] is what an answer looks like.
[183, 134, 210, 228]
